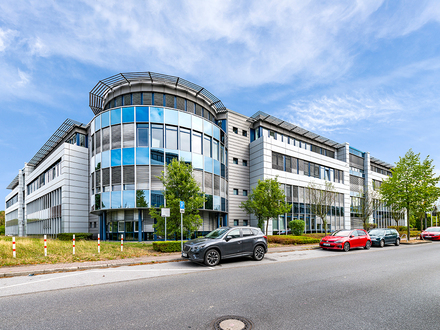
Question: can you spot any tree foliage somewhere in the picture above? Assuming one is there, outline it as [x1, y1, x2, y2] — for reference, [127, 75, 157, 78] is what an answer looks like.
[0, 210, 5, 226]
[149, 159, 205, 239]
[240, 177, 291, 235]
[357, 185, 381, 230]
[380, 149, 440, 240]
[307, 181, 337, 235]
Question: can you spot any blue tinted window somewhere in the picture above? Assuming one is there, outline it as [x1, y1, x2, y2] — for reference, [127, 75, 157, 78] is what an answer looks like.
[214, 160, 220, 176]
[204, 156, 213, 173]
[151, 149, 164, 165]
[111, 108, 122, 125]
[203, 136, 211, 157]
[179, 128, 191, 152]
[166, 125, 178, 149]
[150, 107, 164, 123]
[179, 112, 192, 128]
[213, 126, 220, 140]
[212, 140, 219, 161]
[102, 150, 110, 168]
[95, 115, 101, 131]
[136, 147, 149, 165]
[204, 120, 212, 136]
[136, 190, 149, 207]
[214, 196, 221, 211]
[180, 151, 192, 164]
[95, 153, 101, 170]
[166, 151, 178, 165]
[101, 111, 109, 128]
[137, 124, 149, 147]
[221, 164, 225, 178]
[192, 154, 203, 170]
[193, 116, 203, 131]
[151, 191, 164, 207]
[122, 107, 134, 123]
[165, 109, 179, 126]
[122, 148, 135, 165]
[192, 131, 202, 154]
[101, 192, 110, 209]
[111, 149, 121, 166]
[151, 124, 164, 148]
[111, 191, 121, 208]
[123, 190, 135, 208]
[136, 106, 149, 122]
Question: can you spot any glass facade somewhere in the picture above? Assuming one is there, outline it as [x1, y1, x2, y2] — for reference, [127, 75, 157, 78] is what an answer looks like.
[90, 104, 228, 241]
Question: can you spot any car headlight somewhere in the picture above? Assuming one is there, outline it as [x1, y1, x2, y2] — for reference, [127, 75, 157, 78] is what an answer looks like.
[335, 240, 343, 243]
[191, 245, 204, 252]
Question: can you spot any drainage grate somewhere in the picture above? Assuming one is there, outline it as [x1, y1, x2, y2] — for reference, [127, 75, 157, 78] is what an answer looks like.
[212, 316, 253, 330]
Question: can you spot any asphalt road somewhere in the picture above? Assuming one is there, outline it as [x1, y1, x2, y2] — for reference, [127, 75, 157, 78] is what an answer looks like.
[1, 242, 439, 330]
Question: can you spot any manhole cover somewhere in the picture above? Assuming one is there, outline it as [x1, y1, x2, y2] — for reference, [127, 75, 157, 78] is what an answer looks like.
[212, 316, 253, 330]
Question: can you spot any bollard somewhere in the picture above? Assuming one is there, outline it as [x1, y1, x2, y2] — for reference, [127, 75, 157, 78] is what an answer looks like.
[12, 237, 16, 258]
[73, 234, 76, 255]
[121, 234, 123, 252]
[98, 234, 100, 253]
[44, 235, 47, 257]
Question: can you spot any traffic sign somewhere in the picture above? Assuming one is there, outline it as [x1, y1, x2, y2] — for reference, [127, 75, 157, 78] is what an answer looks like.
[180, 201, 185, 210]
[161, 208, 170, 217]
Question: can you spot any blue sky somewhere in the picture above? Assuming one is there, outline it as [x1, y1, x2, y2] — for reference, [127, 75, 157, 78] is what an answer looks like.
[1, 0, 440, 206]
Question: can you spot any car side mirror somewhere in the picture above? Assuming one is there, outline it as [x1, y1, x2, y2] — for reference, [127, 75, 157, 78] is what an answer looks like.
[350, 235, 354, 238]
[225, 236, 231, 242]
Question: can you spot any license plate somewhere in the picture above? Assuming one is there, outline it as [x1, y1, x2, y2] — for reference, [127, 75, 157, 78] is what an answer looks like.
[182, 252, 188, 257]
[323, 243, 331, 246]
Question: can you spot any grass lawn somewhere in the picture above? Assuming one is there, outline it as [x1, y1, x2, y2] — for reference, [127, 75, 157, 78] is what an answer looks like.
[0, 236, 157, 267]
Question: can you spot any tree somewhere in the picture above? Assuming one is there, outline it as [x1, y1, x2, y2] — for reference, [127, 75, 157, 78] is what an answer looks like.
[358, 185, 381, 230]
[307, 181, 337, 235]
[149, 159, 205, 239]
[240, 177, 291, 235]
[380, 149, 440, 241]
[0, 210, 5, 226]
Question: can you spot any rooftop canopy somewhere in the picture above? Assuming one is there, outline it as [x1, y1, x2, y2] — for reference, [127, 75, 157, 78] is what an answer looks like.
[89, 72, 226, 115]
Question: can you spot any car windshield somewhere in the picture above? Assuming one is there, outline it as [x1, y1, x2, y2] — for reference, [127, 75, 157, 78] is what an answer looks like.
[205, 228, 229, 239]
[369, 229, 385, 235]
[425, 227, 440, 232]
[331, 230, 351, 237]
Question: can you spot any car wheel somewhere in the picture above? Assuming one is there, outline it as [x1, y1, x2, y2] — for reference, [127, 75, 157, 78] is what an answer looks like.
[395, 239, 400, 246]
[343, 242, 350, 252]
[204, 249, 220, 266]
[364, 241, 371, 250]
[253, 245, 265, 261]
[379, 239, 385, 248]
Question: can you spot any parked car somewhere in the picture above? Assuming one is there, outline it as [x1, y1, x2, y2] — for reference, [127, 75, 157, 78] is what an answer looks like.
[368, 228, 400, 247]
[320, 229, 371, 252]
[182, 226, 268, 266]
[420, 227, 440, 240]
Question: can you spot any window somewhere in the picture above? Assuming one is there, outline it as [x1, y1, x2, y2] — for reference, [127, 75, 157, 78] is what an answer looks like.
[242, 130, 247, 137]
[243, 190, 248, 196]
[243, 220, 249, 226]
[233, 189, 238, 195]
[137, 124, 149, 147]
[179, 128, 191, 152]
[233, 127, 238, 134]
[233, 220, 239, 226]
[192, 131, 202, 154]
[242, 227, 252, 235]
[203, 136, 211, 157]
[242, 160, 247, 166]
[233, 158, 238, 164]
[165, 125, 178, 149]
[151, 124, 164, 148]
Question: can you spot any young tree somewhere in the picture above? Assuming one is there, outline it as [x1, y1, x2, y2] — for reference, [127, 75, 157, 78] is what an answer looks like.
[149, 159, 205, 239]
[358, 185, 381, 230]
[307, 181, 337, 235]
[380, 149, 440, 241]
[240, 177, 291, 235]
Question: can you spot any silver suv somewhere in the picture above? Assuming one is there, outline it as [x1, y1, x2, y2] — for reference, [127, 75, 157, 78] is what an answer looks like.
[182, 226, 268, 266]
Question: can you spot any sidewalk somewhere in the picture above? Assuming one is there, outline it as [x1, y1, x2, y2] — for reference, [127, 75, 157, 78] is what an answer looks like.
[0, 244, 318, 278]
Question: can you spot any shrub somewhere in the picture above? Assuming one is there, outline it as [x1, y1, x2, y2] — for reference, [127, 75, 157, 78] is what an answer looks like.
[288, 220, 305, 236]
[153, 241, 186, 252]
[268, 235, 320, 245]
[389, 226, 408, 232]
[0, 225, 4, 236]
[57, 233, 93, 241]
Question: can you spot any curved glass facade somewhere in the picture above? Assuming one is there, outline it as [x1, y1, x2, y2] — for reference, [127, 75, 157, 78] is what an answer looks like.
[90, 104, 228, 239]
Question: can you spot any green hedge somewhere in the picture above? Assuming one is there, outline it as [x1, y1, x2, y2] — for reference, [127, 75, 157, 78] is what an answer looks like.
[398, 230, 420, 237]
[268, 235, 320, 245]
[153, 241, 186, 252]
[389, 226, 408, 232]
[0, 225, 4, 236]
[57, 233, 93, 241]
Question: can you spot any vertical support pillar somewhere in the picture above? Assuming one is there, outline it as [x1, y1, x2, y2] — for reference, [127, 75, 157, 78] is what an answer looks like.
[138, 210, 142, 242]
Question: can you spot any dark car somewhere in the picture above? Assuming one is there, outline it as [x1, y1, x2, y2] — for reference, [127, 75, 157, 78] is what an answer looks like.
[320, 229, 371, 252]
[182, 226, 268, 266]
[368, 228, 400, 247]
[420, 227, 440, 240]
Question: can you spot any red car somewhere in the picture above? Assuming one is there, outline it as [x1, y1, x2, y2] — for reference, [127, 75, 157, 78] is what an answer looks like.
[420, 227, 440, 240]
[320, 229, 371, 252]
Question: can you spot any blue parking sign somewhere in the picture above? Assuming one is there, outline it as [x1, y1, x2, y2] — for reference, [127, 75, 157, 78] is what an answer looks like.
[180, 201, 185, 209]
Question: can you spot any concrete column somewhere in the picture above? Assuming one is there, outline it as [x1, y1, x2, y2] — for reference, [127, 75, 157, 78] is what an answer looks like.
[364, 152, 373, 226]
[18, 169, 24, 237]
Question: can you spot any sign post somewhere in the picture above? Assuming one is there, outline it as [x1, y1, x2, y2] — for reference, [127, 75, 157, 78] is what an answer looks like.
[180, 201, 185, 252]
[161, 208, 170, 241]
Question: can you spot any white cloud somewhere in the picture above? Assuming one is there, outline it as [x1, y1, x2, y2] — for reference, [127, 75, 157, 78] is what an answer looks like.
[0, 28, 17, 52]
[280, 92, 402, 132]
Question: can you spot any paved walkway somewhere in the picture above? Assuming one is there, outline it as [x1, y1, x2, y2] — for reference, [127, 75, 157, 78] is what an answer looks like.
[0, 244, 319, 278]
[0, 238, 428, 278]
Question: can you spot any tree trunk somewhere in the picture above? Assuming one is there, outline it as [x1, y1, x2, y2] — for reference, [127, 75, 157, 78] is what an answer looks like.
[265, 217, 270, 236]
[406, 206, 410, 242]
